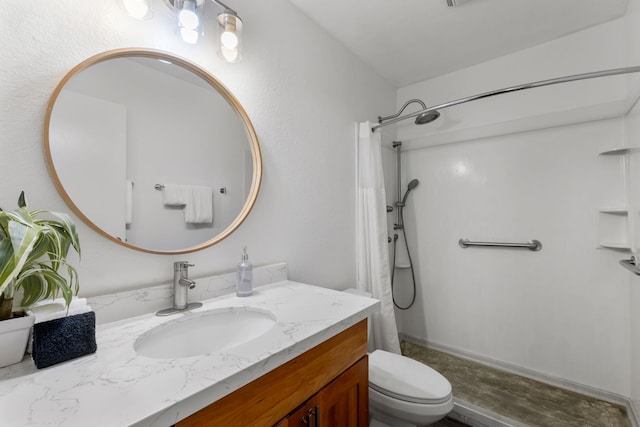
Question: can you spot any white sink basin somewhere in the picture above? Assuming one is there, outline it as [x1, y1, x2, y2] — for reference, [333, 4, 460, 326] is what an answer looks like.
[134, 307, 277, 359]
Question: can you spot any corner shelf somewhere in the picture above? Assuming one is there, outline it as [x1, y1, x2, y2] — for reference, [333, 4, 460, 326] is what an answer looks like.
[599, 242, 632, 250]
[599, 146, 639, 155]
[598, 207, 629, 215]
[597, 147, 635, 253]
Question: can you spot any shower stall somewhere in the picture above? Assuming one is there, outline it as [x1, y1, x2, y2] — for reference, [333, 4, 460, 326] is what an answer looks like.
[372, 62, 640, 420]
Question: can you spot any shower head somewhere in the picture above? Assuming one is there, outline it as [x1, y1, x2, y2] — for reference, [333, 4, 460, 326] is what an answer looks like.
[378, 99, 440, 127]
[401, 179, 420, 204]
[415, 110, 440, 125]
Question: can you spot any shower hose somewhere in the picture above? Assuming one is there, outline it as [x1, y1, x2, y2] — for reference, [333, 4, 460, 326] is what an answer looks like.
[391, 205, 417, 310]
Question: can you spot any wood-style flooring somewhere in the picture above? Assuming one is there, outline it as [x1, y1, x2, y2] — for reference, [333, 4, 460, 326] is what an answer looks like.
[401, 341, 631, 427]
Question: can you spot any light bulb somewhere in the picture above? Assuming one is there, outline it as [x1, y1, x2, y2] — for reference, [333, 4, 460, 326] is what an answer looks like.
[220, 47, 239, 62]
[121, 0, 151, 19]
[217, 11, 242, 63]
[220, 28, 238, 49]
[178, 9, 199, 30]
[180, 27, 199, 44]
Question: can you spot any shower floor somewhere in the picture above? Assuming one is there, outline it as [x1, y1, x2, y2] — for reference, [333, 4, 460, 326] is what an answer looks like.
[401, 341, 632, 427]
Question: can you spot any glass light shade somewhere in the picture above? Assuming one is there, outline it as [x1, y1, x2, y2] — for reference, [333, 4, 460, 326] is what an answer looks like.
[220, 47, 239, 62]
[217, 12, 243, 63]
[175, 0, 203, 43]
[120, 0, 153, 20]
[178, 6, 199, 29]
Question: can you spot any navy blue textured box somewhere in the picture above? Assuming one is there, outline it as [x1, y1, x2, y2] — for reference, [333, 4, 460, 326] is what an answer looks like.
[32, 311, 97, 369]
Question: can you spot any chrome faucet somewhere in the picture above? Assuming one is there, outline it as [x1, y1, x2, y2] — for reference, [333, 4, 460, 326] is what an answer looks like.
[156, 261, 203, 316]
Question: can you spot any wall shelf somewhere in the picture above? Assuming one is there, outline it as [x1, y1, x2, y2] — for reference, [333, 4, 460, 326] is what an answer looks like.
[599, 242, 631, 250]
[599, 147, 634, 155]
[597, 146, 634, 252]
[598, 207, 629, 215]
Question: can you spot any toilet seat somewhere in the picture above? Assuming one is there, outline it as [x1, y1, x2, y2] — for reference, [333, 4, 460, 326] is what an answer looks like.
[369, 350, 452, 405]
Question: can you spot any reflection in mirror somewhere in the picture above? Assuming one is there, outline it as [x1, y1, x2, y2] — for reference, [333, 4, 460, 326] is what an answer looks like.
[45, 49, 261, 254]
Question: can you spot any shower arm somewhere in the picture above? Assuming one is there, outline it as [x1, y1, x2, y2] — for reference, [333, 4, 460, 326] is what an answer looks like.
[371, 65, 640, 132]
[379, 99, 427, 123]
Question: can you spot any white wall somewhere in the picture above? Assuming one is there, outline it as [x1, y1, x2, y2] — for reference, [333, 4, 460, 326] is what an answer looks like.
[0, 0, 396, 294]
[628, 100, 640, 417]
[624, 0, 640, 417]
[395, 119, 632, 395]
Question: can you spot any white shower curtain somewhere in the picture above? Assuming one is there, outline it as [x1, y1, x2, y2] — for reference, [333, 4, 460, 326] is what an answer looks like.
[356, 122, 401, 354]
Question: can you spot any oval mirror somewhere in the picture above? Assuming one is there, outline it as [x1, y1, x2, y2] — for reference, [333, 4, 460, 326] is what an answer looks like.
[44, 48, 262, 254]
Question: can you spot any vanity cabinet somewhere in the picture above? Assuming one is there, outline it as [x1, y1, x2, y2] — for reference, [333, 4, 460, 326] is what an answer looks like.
[176, 319, 368, 427]
[276, 357, 368, 427]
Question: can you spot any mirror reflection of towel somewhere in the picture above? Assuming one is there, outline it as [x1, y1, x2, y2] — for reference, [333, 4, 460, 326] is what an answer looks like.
[162, 184, 190, 205]
[162, 184, 213, 224]
[184, 185, 213, 223]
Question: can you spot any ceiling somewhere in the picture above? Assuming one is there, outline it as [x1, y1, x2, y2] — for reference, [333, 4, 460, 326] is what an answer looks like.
[287, 0, 630, 87]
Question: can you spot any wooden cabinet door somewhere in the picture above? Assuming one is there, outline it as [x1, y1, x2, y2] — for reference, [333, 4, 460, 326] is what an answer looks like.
[317, 357, 368, 427]
[274, 356, 368, 427]
[178, 321, 368, 427]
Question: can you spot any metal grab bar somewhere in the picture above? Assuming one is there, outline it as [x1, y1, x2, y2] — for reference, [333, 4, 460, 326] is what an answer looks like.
[458, 238, 542, 251]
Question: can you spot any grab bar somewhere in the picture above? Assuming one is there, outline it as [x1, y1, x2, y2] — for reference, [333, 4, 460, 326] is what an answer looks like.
[458, 238, 542, 251]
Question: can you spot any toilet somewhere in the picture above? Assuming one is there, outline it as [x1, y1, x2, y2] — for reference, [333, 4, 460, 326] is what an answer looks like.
[368, 349, 453, 427]
[343, 289, 453, 427]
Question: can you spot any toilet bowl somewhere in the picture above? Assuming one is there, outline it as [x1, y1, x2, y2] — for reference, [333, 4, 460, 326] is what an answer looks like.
[343, 289, 453, 427]
[368, 349, 453, 427]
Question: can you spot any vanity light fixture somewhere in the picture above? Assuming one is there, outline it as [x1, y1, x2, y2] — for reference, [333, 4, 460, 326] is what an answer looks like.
[119, 0, 243, 63]
[214, 0, 243, 63]
[174, 0, 204, 44]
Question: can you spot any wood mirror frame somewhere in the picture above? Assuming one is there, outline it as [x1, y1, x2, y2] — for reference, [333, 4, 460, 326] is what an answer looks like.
[43, 48, 262, 254]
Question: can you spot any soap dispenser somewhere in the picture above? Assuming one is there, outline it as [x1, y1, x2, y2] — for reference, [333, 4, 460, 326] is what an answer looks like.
[236, 246, 253, 297]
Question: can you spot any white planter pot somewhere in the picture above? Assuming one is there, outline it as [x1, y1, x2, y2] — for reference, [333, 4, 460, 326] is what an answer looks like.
[0, 314, 35, 368]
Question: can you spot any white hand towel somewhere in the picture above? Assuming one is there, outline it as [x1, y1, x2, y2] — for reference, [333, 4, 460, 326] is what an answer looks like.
[125, 179, 134, 225]
[184, 185, 213, 224]
[163, 184, 189, 206]
[184, 186, 213, 224]
[27, 297, 92, 323]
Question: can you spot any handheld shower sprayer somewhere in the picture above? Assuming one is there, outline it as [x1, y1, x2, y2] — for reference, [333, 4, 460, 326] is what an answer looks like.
[402, 179, 419, 203]
[396, 179, 420, 207]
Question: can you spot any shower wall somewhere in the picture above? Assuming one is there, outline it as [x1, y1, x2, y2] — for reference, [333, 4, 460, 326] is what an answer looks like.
[394, 118, 631, 396]
[389, 1, 640, 405]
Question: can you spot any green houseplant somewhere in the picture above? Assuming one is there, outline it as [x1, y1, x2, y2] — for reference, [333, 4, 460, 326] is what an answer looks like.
[0, 191, 80, 321]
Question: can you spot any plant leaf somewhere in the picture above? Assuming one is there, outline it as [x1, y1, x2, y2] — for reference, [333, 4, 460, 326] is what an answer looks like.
[17, 191, 26, 209]
[0, 221, 39, 296]
[34, 210, 80, 258]
[0, 192, 80, 310]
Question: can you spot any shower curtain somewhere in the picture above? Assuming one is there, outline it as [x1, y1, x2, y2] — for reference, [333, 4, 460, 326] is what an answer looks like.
[356, 122, 401, 354]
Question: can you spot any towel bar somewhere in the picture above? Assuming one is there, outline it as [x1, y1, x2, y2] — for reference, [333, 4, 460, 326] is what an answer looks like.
[155, 183, 226, 194]
[458, 238, 542, 251]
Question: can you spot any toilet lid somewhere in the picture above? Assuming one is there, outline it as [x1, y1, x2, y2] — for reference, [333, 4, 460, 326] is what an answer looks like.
[369, 350, 452, 405]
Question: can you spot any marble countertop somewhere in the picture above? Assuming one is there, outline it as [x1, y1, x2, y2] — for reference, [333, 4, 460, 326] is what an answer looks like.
[0, 281, 379, 427]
